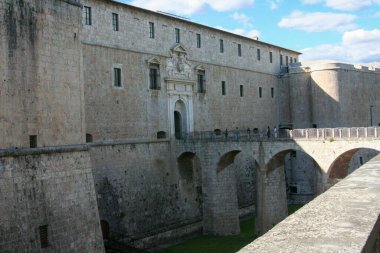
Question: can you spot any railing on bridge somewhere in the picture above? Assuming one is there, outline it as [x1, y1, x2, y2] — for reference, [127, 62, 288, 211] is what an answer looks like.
[177, 127, 380, 142]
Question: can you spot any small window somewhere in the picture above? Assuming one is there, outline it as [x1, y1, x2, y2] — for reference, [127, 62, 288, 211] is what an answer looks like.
[196, 33, 201, 48]
[221, 81, 226, 95]
[114, 68, 121, 87]
[220, 39, 224, 53]
[286, 56, 289, 66]
[29, 135, 37, 148]
[294, 58, 297, 63]
[149, 22, 155, 38]
[290, 57, 293, 64]
[39, 225, 49, 248]
[271, 87, 274, 98]
[175, 28, 180, 43]
[197, 70, 206, 93]
[157, 131, 167, 139]
[149, 64, 160, 90]
[359, 157, 363, 165]
[257, 48, 261, 61]
[84, 6, 92, 25]
[112, 13, 119, 31]
[289, 186, 298, 194]
[238, 44, 241, 57]
[312, 124, 317, 128]
[86, 133, 93, 143]
[259, 87, 262, 98]
[280, 54, 283, 66]
[269, 52, 273, 63]
[240, 85, 244, 97]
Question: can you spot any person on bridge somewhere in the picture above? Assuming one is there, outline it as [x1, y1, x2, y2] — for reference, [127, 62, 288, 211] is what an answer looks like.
[225, 128, 228, 139]
[247, 128, 251, 139]
[235, 127, 240, 141]
[267, 126, 271, 138]
[274, 126, 278, 138]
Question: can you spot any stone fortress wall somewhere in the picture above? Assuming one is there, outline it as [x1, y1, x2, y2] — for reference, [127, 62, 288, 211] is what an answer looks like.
[0, 0, 104, 252]
[1, 0, 380, 251]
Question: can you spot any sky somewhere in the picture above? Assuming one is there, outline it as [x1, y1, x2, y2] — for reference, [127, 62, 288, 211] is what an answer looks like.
[117, 0, 380, 65]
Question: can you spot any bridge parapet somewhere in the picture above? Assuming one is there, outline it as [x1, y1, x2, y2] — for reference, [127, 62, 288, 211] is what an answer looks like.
[176, 127, 380, 142]
[238, 154, 380, 253]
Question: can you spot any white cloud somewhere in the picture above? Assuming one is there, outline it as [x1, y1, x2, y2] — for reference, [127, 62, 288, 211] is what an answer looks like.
[301, 0, 323, 4]
[325, 0, 372, 11]
[278, 11, 357, 33]
[129, 0, 254, 15]
[231, 12, 253, 28]
[301, 0, 379, 11]
[215, 26, 261, 39]
[268, 0, 283, 10]
[300, 29, 380, 63]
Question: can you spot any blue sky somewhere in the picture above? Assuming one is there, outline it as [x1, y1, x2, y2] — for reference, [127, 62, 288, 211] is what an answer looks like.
[118, 0, 380, 64]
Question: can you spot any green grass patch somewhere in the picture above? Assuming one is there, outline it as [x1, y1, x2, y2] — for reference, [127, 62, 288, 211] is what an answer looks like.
[157, 218, 255, 253]
[158, 205, 304, 253]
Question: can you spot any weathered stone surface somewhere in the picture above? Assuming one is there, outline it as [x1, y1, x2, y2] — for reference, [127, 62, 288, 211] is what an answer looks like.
[238, 154, 380, 253]
[0, 151, 104, 253]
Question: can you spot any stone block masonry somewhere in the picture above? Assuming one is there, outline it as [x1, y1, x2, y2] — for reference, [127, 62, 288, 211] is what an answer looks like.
[0, 148, 104, 252]
[238, 154, 380, 253]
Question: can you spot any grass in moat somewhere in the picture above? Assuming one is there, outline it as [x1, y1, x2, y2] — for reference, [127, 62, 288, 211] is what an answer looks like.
[157, 205, 303, 253]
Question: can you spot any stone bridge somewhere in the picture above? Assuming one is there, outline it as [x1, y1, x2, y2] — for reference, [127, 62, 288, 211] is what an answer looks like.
[174, 127, 380, 236]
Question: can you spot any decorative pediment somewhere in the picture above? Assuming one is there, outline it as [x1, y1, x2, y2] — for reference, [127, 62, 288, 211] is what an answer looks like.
[171, 43, 188, 55]
[147, 56, 161, 65]
[195, 64, 205, 71]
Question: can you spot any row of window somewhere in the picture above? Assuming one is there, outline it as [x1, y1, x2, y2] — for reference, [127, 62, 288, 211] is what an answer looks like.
[113, 66, 273, 98]
[83, 6, 297, 65]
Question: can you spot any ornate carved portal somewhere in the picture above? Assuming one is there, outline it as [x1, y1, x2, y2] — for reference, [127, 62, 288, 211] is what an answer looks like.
[166, 44, 195, 138]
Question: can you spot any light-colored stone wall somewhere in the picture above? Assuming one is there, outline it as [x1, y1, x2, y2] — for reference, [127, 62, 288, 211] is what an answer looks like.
[287, 62, 380, 129]
[0, 0, 85, 148]
[81, 0, 300, 140]
[0, 149, 104, 252]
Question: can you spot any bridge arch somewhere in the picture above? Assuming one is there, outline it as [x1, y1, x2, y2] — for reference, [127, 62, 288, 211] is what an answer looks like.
[177, 152, 203, 217]
[256, 148, 324, 235]
[217, 150, 241, 173]
[327, 147, 380, 188]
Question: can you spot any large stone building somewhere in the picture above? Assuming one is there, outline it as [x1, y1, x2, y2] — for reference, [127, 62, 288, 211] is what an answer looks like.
[0, 0, 380, 251]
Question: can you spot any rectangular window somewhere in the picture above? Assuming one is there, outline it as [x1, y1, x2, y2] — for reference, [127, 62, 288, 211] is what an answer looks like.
[149, 22, 155, 38]
[220, 39, 224, 53]
[238, 44, 241, 57]
[280, 54, 283, 66]
[196, 33, 201, 48]
[112, 13, 119, 31]
[259, 87, 262, 98]
[290, 57, 293, 64]
[197, 71, 205, 93]
[175, 28, 180, 43]
[29, 135, 37, 148]
[149, 64, 160, 90]
[39, 225, 49, 248]
[114, 68, 121, 87]
[257, 48, 261, 61]
[294, 58, 297, 63]
[269, 52, 273, 63]
[240, 85, 244, 97]
[221, 81, 226, 95]
[84, 6, 92, 25]
[271, 87, 274, 98]
[286, 56, 289, 66]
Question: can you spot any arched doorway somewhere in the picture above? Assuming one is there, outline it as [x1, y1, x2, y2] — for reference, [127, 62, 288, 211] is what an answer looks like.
[174, 111, 182, 139]
[174, 100, 187, 139]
